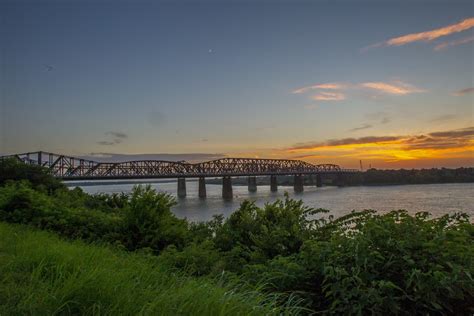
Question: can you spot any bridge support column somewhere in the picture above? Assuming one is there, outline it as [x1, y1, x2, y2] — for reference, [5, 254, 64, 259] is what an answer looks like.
[316, 174, 323, 187]
[198, 177, 206, 198]
[270, 175, 278, 192]
[222, 176, 233, 200]
[336, 174, 346, 187]
[248, 176, 257, 192]
[177, 177, 186, 198]
[294, 174, 304, 193]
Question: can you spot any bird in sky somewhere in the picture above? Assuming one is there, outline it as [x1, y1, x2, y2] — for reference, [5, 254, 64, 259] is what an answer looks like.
[44, 64, 53, 71]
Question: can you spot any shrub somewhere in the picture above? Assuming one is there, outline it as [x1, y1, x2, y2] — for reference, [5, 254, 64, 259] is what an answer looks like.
[160, 240, 223, 276]
[0, 158, 64, 192]
[0, 181, 54, 224]
[121, 185, 190, 252]
[214, 195, 327, 266]
[249, 210, 474, 314]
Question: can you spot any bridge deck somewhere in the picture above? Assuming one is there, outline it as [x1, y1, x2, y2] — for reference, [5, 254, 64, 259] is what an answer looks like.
[2, 151, 358, 180]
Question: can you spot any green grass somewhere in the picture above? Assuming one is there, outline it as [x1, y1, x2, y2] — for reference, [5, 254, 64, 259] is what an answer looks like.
[0, 222, 299, 315]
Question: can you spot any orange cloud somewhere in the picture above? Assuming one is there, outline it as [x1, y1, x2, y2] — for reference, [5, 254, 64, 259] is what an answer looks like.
[311, 91, 345, 101]
[292, 82, 345, 94]
[285, 127, 474, 163]
[360, 81, 425, 95]
[435, 35, 474, 51]
[364, 17, 474, 50]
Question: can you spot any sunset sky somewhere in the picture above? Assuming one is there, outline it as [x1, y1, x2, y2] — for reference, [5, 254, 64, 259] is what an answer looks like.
[1, 0, 473, 169]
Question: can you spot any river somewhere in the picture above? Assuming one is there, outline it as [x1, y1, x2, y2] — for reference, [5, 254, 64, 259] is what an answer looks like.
[65, 181, 473, 222]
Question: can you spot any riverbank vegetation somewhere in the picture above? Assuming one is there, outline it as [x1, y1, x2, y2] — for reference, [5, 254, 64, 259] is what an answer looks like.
[1, 158, 473, 314]
[206, 167, 474, 186]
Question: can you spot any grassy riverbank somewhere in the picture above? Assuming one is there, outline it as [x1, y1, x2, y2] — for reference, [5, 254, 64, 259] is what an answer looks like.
[0, 222, 296, 315]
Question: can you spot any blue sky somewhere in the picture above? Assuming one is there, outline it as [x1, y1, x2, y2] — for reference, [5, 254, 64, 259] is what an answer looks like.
[1, 0, 473, 168]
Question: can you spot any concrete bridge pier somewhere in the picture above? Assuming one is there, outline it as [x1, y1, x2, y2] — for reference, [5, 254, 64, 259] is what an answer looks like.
[316, 174, 323, 187]
[336, 174, 346, 187]
[270, 175, 278, 192]
[248, 176, 257, 192]
[222, 176, 233, 200]
[177, 177, 186, 198]
[294, 174, 304, 193]
[198, 177, 206, 198]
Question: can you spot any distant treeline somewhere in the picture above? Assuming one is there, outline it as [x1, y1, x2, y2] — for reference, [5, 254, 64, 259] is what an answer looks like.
[347, 167, 474, 185]
[206, 167, 474, 186]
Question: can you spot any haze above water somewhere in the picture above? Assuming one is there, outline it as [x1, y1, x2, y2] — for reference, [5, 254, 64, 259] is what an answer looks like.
[70, 181, 473, 222]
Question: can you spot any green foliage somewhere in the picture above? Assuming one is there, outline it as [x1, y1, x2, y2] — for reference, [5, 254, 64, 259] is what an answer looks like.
[0, 181, 122, 242]
[248, 210, 474, 314]
[214, 195, 328, 266]
[0, 182, 190, 252]
[0, 222, 297, 315]
[0, 180, 54, 224]
[0, 157, 64, 191]
[160, 241, 223, 276]
[121, 185, 190, 252]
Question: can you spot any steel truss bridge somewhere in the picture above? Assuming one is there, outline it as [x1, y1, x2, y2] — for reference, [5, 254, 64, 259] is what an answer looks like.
[2, 151, 357, 180]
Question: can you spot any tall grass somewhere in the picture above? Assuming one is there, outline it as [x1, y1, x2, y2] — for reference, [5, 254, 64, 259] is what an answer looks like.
[0, 222, 300, 315]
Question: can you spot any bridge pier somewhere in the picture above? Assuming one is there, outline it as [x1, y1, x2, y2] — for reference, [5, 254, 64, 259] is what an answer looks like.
[222, 176, 233, 200]
[270, 175, 278, 192]
[336, 174, 346, 187]
[198, 177, 206, 198]
[177, 177, 186, 198]
[248, 176, 257, 192]
[294, 174, 304, 193]
[316, 174, 323, 187]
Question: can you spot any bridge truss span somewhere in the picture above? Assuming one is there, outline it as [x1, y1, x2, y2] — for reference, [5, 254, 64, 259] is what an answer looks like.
[2, 151, 358, 180]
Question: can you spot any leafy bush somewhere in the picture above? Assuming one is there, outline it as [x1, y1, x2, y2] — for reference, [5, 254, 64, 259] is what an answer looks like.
[0, 157, 64, 191]
[214, 196, 327, 266]
[160, 241, 223, 276]
[0, 181, 54, 224]
[245, 210, 474, 314]
[121, 185, 190, 252]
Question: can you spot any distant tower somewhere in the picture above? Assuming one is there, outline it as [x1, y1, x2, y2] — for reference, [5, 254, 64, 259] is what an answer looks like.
[360, 160, 363, 171]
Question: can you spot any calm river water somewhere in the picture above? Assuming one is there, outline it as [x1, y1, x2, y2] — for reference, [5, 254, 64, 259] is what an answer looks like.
[67, 180, 474, 222]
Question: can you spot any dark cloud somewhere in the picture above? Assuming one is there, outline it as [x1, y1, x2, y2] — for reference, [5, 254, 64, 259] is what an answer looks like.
[288, 127, 473, 151]
[97, 131, 128, 146]
[428, 127, 474, 138]
[348, 124, 372, 132]
[105, 131, 128, 139]
[290, 136, 403, 150]
[81, 153, 226, 163]
[401, 127, 473, 150]
[453, 87, 474, 96]
[429, 114, 457, 123]
[97, 141, 117, 146]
